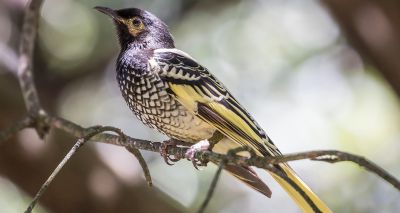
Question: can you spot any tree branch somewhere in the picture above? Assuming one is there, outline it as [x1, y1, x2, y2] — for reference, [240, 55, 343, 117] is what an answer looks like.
[45, 116, 400, 189]
[7, 114, 400, 192]
[125, 145, 153, 186]
[43, 115, 400, 192]
[16, 0, 47, 138]
[3, 112, 399, 211]
[4, 114, 360, 213]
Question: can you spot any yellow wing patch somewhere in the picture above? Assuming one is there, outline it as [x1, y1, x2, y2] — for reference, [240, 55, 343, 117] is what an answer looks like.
[168, 82, 267, 156]
[207, 102, 263, 143]
[168, 83, 206, 111]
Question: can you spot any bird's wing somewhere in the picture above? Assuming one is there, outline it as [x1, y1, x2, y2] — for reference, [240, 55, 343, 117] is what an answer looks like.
[152, 48, 280, 157]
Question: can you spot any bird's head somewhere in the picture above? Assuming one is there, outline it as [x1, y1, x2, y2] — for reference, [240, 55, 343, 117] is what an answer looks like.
[95, 7, 175, 50]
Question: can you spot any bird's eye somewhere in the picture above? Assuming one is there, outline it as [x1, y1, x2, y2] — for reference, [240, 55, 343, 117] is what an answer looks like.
[131, 18, 142, 27]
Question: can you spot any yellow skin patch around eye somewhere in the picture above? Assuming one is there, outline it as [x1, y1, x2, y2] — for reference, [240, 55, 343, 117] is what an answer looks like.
[121, 17, 145, 37]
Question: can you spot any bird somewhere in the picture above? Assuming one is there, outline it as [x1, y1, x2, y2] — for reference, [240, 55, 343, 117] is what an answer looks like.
[95, 6, 331, 213]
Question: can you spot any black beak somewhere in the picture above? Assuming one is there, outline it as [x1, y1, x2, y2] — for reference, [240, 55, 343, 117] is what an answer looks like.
[94, 6, 123, 23]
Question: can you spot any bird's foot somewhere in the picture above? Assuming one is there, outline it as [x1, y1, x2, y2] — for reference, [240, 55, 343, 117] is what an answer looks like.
[160, 139, 184, 165]
[185, 140, 210, 170]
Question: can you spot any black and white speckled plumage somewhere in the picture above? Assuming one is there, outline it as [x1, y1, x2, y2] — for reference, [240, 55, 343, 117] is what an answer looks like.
[116, 48, 216, 141]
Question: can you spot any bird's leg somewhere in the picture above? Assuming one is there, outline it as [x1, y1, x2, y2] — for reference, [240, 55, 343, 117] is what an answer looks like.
[185, 132, 224, 169]
[207, 131, 224, 150]
[160, 138, 187, 165]
[185, 140, 210, 169]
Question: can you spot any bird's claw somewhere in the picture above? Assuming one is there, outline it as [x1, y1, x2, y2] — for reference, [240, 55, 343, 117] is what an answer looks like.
[160, 139, 181, 165]
[185, 140, 210, 170]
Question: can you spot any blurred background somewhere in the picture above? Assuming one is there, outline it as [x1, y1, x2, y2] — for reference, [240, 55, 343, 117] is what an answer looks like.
[1, 0, 400, 212]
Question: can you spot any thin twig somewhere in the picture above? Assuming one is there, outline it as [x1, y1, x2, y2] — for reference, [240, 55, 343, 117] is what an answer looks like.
[16, 0, 49, 139]
[48, 116, 153, 186]
[273, 150, 400, 191]
[197, 150, 400, 191]
[90, 125, 152, 186]
[17, 0, 43, 114]
[25, 126, 126, 213]
[25, 138, 85, 213]
[198, 157, 226, 213]
[125, 145, 152, 186]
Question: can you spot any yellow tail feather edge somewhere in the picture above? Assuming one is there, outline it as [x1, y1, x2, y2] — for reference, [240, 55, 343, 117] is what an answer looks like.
[269, 164, 332, 213]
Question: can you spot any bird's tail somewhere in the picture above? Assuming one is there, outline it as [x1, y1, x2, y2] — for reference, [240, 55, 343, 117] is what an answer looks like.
[268, 163, 331, 213]
[212, 137, 330, 212]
